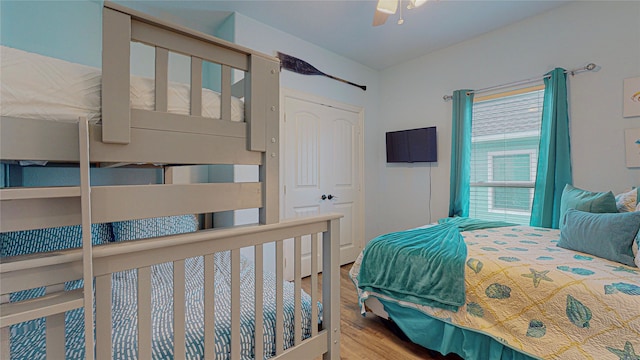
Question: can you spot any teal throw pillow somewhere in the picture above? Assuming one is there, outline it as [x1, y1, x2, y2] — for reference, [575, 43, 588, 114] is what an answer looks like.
[560, 184, 617, 223]
[558, 209, 640, 267]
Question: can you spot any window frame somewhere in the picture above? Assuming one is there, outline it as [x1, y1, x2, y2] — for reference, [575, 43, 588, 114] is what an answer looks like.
[486, 149, 537, 216]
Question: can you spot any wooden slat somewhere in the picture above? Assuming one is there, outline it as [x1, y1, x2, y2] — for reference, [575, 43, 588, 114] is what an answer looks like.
[96, 274, 113, 360]
[0, 117, 79, 162]
[275, 240, 284, 354]
[310, 233, 318, 337]
[155, 47, 169, 112]
[1, 260, 82, 295]
[322, 219, 341, 360]
[0, 288, 83, 327]
[0, 186, 80, 200]
[46, 285, 66, 360]
[0, 196, 80, 232]
[254, 244, 264, 359]
[221, 65, 232, 122]
[246, 56, 270, 152]
[90, 183, 262, 224]
[89, 125, 261, 165]
[130, 109, 247, 139]
[138, 266, 152, 359]
[270, 331, 328, 360]
[131, 19, 248, 71]
[231, 249, 241, 360]
[173, 260, 186, 360]
[191, 57, 203, 116]
[1, 327, 9, 360]
[294, 236, 302, 345]
[46, 315, 66, 358]
[203, 254, 215, 360]
[102, 7, 131, 144]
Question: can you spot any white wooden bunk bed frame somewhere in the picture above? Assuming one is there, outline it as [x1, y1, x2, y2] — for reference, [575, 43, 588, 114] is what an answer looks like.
[0, 2, 341, 359]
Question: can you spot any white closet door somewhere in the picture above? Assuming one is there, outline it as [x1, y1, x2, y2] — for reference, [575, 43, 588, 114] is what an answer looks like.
[283, 95, 362, 279]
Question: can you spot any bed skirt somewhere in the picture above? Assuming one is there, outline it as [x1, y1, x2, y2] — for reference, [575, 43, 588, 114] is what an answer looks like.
[378, 299, 539, 360]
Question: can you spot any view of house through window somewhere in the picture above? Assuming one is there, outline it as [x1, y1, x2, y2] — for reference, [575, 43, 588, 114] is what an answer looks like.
[469, 86, 544, 224]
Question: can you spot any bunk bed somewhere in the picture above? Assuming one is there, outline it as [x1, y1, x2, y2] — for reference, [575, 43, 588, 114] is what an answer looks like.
[350, 219, 640, 360]
[0, 2, 342, 359]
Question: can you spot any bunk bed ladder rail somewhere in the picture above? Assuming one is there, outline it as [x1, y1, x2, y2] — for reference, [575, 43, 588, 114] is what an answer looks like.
[0, 118, 95, 359]
[79, 118, 96, 360]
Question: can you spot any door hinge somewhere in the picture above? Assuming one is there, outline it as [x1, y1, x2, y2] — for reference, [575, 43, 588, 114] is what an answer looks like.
[284, 185, 287, 195]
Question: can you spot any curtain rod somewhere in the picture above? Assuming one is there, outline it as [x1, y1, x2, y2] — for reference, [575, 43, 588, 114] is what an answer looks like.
[442, 63, 597, 101]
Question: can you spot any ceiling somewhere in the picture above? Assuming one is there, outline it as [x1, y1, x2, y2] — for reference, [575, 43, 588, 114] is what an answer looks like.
[123, 0, 571, 70]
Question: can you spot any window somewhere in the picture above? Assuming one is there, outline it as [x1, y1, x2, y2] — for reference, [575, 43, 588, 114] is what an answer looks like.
[469, 86, 544, 224]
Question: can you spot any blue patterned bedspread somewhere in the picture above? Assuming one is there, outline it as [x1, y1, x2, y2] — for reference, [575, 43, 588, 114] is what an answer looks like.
[9, 252, 319, 359]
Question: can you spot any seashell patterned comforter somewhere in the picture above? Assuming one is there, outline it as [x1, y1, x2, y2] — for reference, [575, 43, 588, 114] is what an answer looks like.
[350, 225, 640, 360]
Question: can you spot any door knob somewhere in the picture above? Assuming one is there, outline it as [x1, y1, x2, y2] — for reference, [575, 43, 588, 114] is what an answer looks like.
[321, 194, 327, 200]
[327, 194, 335, 200]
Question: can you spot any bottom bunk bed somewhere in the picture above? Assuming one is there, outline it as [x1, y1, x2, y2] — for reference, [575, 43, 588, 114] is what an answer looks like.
[1, 214, 342, 360]
[350, 217, 640, 360]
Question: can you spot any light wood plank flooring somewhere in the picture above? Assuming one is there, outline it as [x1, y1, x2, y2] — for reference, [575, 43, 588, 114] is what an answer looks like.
[301, 264, 463, 360]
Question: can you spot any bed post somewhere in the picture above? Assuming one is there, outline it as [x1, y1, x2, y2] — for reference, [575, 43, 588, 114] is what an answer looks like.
[102, 6, 132, 144]
[322, 217, 341, 360]
[250, 55, 280, 225]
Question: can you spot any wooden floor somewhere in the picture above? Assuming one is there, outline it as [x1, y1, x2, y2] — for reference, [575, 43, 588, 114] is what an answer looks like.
[301, 264, 463, 360]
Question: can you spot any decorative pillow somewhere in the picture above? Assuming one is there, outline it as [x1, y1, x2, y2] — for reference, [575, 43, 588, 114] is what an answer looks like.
[1, 223, 113, 258]
[558, 209, 640, 267]
[615, 188, 638, 212]
[111, 215, 199, 241]
[559, 185, 618, 224]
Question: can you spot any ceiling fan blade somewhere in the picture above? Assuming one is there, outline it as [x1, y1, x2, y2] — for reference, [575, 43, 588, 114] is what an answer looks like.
[373, 9, 390, 26]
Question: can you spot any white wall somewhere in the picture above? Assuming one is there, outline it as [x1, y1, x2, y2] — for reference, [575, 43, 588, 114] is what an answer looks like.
[374, 1, 640, 236]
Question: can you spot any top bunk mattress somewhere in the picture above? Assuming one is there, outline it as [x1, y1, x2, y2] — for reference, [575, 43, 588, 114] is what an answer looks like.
[0, 46, 245, 124]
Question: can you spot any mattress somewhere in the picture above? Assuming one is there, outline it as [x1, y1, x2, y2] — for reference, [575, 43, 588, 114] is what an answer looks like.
[350, 225, 640, 360]
[0, 46, 244, 124]
[9, 253, 319, 359]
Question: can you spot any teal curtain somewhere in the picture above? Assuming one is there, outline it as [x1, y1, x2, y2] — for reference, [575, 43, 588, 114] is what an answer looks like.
[530, 68, 573, 229]
[448, 90, 474, 217]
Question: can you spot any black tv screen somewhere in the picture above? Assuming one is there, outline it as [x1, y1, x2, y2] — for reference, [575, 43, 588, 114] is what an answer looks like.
[386, 126, 437, 163]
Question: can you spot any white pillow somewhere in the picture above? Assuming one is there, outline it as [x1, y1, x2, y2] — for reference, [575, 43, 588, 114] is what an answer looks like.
[615, 188, 638, 212]
[634, 226, 639, 268]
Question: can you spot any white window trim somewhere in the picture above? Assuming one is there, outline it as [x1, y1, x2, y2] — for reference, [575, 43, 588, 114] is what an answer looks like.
[486, 149, 537, 216]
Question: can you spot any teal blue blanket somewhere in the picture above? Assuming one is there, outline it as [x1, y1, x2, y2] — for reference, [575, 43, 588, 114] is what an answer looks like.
[357, 218, 516, 311]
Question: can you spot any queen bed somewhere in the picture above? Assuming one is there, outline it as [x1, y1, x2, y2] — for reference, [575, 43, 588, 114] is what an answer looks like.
[350, 217, 640, 360]
[0, 2, 342, 359]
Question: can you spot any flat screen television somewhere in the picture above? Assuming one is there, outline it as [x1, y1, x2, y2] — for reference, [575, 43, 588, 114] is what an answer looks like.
[386, 126, 437, 163]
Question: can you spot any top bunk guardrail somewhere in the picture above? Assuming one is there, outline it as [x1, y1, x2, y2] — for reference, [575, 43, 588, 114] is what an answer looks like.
[102, 1, 280, 153]
[0, 1, 280, 166]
